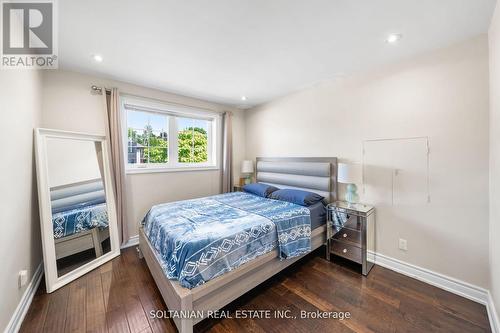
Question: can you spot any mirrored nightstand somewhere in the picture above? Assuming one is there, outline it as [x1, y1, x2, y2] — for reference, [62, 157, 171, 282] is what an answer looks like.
[326, 201, 375, 276]
[232, 185, 244, 192]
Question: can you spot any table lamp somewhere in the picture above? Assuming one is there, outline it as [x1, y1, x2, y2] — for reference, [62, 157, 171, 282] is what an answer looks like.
[241, 160, 254, 184]
[338, 163, 362, 205]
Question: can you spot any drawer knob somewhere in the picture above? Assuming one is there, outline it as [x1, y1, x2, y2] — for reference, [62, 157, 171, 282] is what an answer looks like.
[343, 233, 347, 238]
[343, 248, 348, 253]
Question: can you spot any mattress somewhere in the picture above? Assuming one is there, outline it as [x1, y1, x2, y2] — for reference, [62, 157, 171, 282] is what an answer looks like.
[308, 201, 327, 229]
[142, 192, 312, 289]
[52, 202, 109, 239]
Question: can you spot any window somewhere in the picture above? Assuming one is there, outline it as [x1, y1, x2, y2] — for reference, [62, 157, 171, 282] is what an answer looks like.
[177, 117, 210, 163]
[127, 111, 169, 164]
[122, 97, 219, 172]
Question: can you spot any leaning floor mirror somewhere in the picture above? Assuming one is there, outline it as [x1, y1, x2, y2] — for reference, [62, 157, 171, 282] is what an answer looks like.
[35, 128, 120, 293]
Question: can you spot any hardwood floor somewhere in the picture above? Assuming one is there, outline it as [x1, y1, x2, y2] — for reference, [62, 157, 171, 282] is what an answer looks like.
[20, 247, 491, 333]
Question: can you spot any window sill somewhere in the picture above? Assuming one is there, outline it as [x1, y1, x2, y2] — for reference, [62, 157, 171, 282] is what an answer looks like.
[126, 166, 220, 175]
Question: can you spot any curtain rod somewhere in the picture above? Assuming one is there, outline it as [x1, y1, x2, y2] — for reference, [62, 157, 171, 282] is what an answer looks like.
[91, 85, 111, 95]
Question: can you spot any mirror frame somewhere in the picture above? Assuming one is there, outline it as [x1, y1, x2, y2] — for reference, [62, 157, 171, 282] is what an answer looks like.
[34, 128, 120, 293]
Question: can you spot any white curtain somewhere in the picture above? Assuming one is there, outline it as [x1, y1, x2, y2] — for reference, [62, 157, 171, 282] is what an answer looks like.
[221, 111, 233, 193]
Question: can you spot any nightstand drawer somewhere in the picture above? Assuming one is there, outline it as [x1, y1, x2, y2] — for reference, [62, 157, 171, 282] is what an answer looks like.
[332, 228, 361, 245]
[330, 240, 362, 264]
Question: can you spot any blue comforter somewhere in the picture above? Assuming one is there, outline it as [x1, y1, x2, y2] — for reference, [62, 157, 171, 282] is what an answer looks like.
[142, 192, 312, 289]
[52, 203, 109, 239]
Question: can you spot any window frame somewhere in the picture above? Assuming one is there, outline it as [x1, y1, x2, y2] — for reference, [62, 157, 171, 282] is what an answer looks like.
[121, 96, 221, 174]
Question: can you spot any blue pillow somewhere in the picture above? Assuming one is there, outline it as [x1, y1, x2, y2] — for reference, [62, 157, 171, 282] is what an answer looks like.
[269, 189, 324, 206]
[243, 183, 279, 198]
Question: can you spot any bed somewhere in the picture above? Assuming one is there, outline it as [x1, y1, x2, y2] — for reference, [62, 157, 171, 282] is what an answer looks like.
[139, 157, 337, 333]
[51, 179, 110, 260]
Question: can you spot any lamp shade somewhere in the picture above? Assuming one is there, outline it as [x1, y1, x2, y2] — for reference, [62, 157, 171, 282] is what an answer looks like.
[241, 160, 254, 174]
[337, 163, 362, 184]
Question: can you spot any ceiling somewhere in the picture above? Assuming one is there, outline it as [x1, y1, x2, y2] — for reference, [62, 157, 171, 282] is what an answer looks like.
[59, 0, 497, 108]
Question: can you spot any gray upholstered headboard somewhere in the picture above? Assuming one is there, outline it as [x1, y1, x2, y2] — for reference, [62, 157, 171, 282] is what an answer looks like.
[50, 178, 105, 214]
[255, 157, 338, 203]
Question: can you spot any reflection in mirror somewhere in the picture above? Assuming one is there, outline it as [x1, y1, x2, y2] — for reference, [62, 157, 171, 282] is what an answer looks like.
[46, 138, 111, 277]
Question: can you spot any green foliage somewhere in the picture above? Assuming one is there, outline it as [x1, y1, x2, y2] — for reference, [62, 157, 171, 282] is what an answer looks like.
[128, 126, 207, 164]
[146, 136, 168, 163]
[178, 127, 208, 163]
[128, 128, 137, 142]
[128, 126, 168, 163]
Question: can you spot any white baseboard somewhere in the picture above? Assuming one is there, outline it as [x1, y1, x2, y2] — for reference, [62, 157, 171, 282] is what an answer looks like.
[4, 263, 44, 333]
[120, 234, 139, 249]
[487, 291, 500, 333]
[368, 251, 498, 333]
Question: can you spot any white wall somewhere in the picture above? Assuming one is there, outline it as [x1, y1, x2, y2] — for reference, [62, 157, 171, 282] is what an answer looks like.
[489, 2, 500, 321]
[245, 35, 490, 288]
[46, 138, 101, 188]
[41, 70, 246, 240]
[0, 70, 43, 331]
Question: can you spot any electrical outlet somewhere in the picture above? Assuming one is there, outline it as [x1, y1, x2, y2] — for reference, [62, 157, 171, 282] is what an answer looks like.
[18, 270, 28, 288]
[399, 239, 408, 251]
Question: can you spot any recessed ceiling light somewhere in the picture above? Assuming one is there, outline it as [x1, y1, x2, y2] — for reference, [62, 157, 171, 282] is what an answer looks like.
[93, 54, 103, 62]
[386, 33, 402, 44]
[241, 96, 247, 101]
